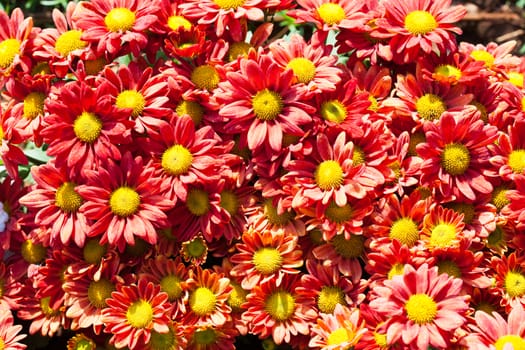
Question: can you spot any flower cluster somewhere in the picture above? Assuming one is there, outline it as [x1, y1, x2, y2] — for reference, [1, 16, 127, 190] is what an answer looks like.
[1, 0, 525, 349]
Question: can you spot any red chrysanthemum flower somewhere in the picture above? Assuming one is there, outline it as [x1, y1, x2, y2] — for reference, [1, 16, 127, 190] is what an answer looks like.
[459, 40, 521, 77]
[102, 278, 171, 349]
[309, 304, 367, 350]
[417, 111, 498, 201]
[375, 0, 467, 64]
[489, 119, 525, 183]
[418, 51, 487, 86]
[490, 252, 525, 312]
[229, 228, 303, 290]
[420, 205, 467, 251]
[288, 0, 368, 31]
[77, 152, 174, 251]
[73, 0, 160, 56]
[244, 197, 306, 236]
[215, 53, 315, 154]
[42, 80, 133, 173]
[369, 263, 470, 349]
[242, 274, 317, 345]
[442, 196, 497, 242]
[0, 309, 26, 350]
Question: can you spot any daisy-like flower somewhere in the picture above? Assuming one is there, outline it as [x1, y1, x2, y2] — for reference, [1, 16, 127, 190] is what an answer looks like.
[77, 152, 174, 251]
[418, 51, 487, 86]
[143, 321, 187, 350]
[182, 266, 232, 327]
[459, 40, 521, 76]
[369, 263, 470, 350]
[309, 304, 367, 350]
[375, 0, 467, 64]
[420, 205, 466, 251]
[490, 252, 525, 312]
[73, 0, 160, 56]
[288, 0, 368, 31]
[184, 322, 238, 350]
[244, 197, 306, 236]
[102, 278, 171, 349]
[269, 32, 341, 95]
[442, 196, 497, 241]
[41, 80, 133, 173]
[229, 228, 303, 290]
[19, 161, 89, 247]
[0, 309, 26, 350]
[215, 53, 315, 154]
[417, 111, 498, 201]
[464, 304, 525, 350]
[242, 274, 317, 345]
[489, 119, 525, 182]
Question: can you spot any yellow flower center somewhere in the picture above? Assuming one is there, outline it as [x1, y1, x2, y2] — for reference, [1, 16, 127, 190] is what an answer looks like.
[68, 334, 96, 350]
[408, 131, 426, 156]
[508, 71, 524, 88]
[40, 296, 59, 317]
[73, 111, 102, 144]
[492, 186, 510, 211]
[331, 234, 364, 259]
[325, 201, 353, 224]
[194, 328, 217, 345]
[368, 95, 379, 112]
[228, 282, 247, 312]
[388, 263, 406, 280]
[441, 143, 470, 175]
[213, 0, 245, 10]
[315, 160, 344, 190]
[263, 199, 293, 226]
[389, 217, 419, 246]
[186, 189, 210, 216]
[445, 202, 475, 224]
[265, 291, 295, 321]
[23, 92, 46, 119]
[21, 239, 46, 264]
[55, 182, 83, 213]
[220, 190, 239, 216]
[434, 64, 462, 81]
[104, 7, 136, 32]
[252, 247, 283, 275]
[83, 239, 107, 264]
[87, 278, 114, 308]
[316, 3, 346, 26]
[429, 223, 457, 248]
[228, 42, 252, 61]
[470, 50, 495, 68]
[126, 299, 153, 328]
[405, 293, 438, 324]
[116, 90, 146, 118]
[252, 89, 283, 121]
[437, 259, 462, 278]
[352, 145, 365, 166]
[374, 332, 388, 347]
[0, 38, 21, 69]
[55, 30, 87, 57]
[495, 335, 525, 350]
[286, 57, 316, 84]
[327, 327, 353, 346]
[109, 187, 140, 218]
[505, 271, 525, 298]
[161, 144, 193, 176]
[160, 275, 183, 301]
[150, 327, 177, 350]
[416, 93, 446, 120]
[184, 236, 207, 258]
[317, 286, 346, 314]
[404, 10, 438, 35]
[176, 100, 203, 125]
[321, 100, 347, 123]
[189, 287, 216, 316]
[167, 15, 192, 31]
[191, 65, 220, 91]
[508, 149, 525, 173]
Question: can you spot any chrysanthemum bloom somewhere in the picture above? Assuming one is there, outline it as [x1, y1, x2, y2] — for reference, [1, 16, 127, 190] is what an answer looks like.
[182, 266, 232, 327]
[66, 333, 97, 350]
[464, 304, 525, 349]
[0, 8, 36, 84]
[73, 0, 160, 56]
[242, 274, 317, 345]
[32, 2, 90, 78]
[312, 232, 367, 278]
[309, 304, 367, 350]
[19, 162, 89, 247]
[489, 120, 525, 183]
[490, 252, 525, 312]
[349, 60, 393, 115]
[101, 63, 172, 135]
[442, 196, 497, 241]
[418, 51, 487, 86]
[184, 322, 238, 350]
[77, 152, 174, 251]
[143, 322, 187, 350]
[102, 278, 171, 349]
[215, 53, 315, 154]
[244, 197, 306, 236]
[230, 228, 303, 290]
[369, 263, 470, 350]
[42, 80, 133, 173]
[417, 111, 498, 201]
[180, 234, 209, 266]
[149, 0, 194, 35]
[459, 40, 521, 77]
[269, 32, 341, 95]
[374, 0, 466, 64]
[419, 206, 466, 251]
[288, 0, 367, 31]
[179, 0, 264, 40]
[0, 309, 26, 350]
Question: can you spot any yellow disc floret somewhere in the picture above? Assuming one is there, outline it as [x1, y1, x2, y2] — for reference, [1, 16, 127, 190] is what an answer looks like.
[191, 65, 220, 91]
[189, 287, 216, 316]
[315, 160, 344, 190]
[161, 144, 193, 176]
[0, 38, 20, 69]
[213, 0, 246, 10]
[405, 293, 437, 324]
[55, 182, 83, 213]
[73, 111, 102, 143]
[252, 89, 283, 121]
[116, 90, 146, 118]
[316, 3, 346, 26]
[404, 11, 438, 35]
[105, 7, 136, 32]
[416, 93, 446, 120]
[55, 30, 87, 57]
[265, 291, 295, 321]
[505, 271, 525, 298]
[109, 187, 140, 218]
[286, 57, 316, 84]
[389, 217, 419, 246]
[321, 100, 347, 123]
[441, 143, 470, 175]
[23, 92, 46, 119]
[126, 299, 153, 328]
